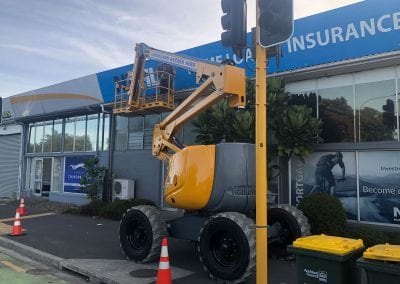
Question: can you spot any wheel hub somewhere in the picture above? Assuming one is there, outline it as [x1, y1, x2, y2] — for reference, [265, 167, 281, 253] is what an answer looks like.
[211, 232, 239, 267]
[127, 220, 148, 250]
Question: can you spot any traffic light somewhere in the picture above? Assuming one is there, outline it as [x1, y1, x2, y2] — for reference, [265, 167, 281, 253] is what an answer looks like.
[221, 0, 247, 58]
[382, 99, 396, 130]
[258, 0, 293, 48]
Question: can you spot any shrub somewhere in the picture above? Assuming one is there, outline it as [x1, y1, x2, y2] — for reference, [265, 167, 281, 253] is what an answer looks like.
[99, 198, 156, 220]
[298, 193, 347, 236]
[77, 200, 106, 216]
[64, 198, 155, 219]
[345, 227, 389, 248]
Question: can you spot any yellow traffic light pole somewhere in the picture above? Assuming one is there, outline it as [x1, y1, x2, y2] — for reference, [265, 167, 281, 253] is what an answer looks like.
[255, 18, 268, 284]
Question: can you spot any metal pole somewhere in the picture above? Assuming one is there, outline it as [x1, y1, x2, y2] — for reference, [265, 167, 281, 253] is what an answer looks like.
[255, 18, 268, 284]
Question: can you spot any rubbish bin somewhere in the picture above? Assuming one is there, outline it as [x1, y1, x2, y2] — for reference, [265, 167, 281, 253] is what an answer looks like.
[287, 234, 364, 284]
[357, 244, 400, 283]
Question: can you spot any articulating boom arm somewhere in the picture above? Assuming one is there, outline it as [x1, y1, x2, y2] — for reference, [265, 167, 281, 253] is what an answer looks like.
[151, 49, 246, 161]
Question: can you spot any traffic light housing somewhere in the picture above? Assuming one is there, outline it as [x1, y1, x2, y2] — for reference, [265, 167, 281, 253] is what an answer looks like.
[221, 0, 247, 58]
[382, 99, 396, 130]
[258, 0, 293, 48]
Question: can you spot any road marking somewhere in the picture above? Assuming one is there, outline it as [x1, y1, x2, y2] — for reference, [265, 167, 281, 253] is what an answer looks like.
[0, 223, 13, 235]
[0, 260, 26, 272]
[0, 213, 56, 235]
[0, 212, 57, 222]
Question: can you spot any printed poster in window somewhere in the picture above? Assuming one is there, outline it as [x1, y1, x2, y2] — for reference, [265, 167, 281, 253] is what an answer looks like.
[290, 151, 357, 220]
[64, 156, 92, 193]
[359, 151, 400, 224]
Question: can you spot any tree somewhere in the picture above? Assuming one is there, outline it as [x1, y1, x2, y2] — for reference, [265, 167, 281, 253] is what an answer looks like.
[192, 78, 322, 162]
[80, 157, 106, 200]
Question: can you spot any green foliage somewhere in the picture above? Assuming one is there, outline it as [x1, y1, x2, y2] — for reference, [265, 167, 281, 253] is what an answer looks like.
[345, 227, 390, 248]
[99, 199, 155, 220]
[64, 199, 155, 220]
[275, 105, 322, 161]
[299, 193, 347, 236]
[191, 78, 322, 162]
[80, 157, 106, 200]
[73, 200, 106, 216]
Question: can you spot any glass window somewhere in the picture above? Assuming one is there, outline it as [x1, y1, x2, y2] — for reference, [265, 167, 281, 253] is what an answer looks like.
[75, 116, 86, 151]
[115, 116, 128, 151]
[356, 79, 397, 142]
[319, 86, 355, 143]
[86, 114, 98, 152]
[128, 117, 144, 150]
[103, 114, 110, 151]
[144, 114, 160, 149]
[116, 116, 128, 130]
[43, 121, 53, 152]
[34, 123, 44, 153]
[52, 120, 62, 152]
[27, 124, 34, 153]
[52, 157, 62, 192]
[288, 92, 318, 117]
[64, 117, 75, 152]
[98, 114, 104, 151]
[115, 131, 128, 151]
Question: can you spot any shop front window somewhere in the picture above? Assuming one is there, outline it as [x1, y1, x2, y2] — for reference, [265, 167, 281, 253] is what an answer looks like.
[52, 157, 62, 192]
[144, 114, 160, 149]
[34, 123, 44, 153]
[86, 114, 98, 152]
[319, 85, 355, 143]
[103, 114, 110, 151]
[53, 120, 62, 152]
[356, 79, 397, 142]
[43, 121, 53, 152]
[75, 116, 86, 152]
[128, 116, 144, 150]
[27, 125, 34, 153]
[115, 116, 128, 151]
[64, 117, 75, 152]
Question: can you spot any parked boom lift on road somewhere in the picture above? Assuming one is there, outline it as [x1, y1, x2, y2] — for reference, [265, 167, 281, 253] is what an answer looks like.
[114, 43, 310, 283]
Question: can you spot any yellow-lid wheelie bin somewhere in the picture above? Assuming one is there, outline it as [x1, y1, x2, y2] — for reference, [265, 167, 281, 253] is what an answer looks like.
[357, 244, 400, 283]
[287, 234, 365, 284]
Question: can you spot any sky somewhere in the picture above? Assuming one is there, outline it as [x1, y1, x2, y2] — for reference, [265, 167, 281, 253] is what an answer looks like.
[0, 0, 363, 98]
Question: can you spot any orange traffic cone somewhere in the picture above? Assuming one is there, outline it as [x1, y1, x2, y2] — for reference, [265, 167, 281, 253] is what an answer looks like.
[17, 197, 27, 216]
[156, 237, 172, 284]
[9, 210, 25, 236]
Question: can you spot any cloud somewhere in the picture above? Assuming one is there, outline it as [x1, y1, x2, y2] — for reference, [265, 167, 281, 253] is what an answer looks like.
[0, 0, 365, 97]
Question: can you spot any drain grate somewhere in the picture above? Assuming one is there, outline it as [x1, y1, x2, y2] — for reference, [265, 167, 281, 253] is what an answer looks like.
[129, 269, 157, 278]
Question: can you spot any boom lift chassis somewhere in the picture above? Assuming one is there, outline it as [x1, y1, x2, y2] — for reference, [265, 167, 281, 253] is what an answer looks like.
[115, 43, 310, 283]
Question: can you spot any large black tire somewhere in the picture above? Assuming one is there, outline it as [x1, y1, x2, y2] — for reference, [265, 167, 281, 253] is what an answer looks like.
[268, 204, 311, 255]
[198, 212, 255, 283]
[119, 205, 167, 263]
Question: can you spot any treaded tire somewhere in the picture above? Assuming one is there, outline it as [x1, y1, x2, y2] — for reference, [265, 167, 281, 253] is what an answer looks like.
[119, 205, 167, 263]
[268, 204, 311, 253]
[198, 212, 255, 283]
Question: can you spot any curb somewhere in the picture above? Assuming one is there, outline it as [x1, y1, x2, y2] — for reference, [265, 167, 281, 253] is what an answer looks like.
[0, 236, 63, 269]
[0, 236, 122, 283]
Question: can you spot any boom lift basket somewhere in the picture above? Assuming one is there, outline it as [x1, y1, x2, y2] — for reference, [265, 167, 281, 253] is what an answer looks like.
[114, 66, 176, 116]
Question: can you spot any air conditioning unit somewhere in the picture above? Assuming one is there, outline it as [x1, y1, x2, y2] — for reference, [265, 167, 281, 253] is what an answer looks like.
[112, 179, 135, 200]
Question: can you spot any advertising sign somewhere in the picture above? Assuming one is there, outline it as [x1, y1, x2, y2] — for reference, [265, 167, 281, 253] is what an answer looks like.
[291, 151, 357, 220]
[359, 151, 400, 224]
[64, 156, 91, 193]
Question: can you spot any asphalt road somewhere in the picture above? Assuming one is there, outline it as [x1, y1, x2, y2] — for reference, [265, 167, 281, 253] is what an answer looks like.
[0, 197, 299, 284]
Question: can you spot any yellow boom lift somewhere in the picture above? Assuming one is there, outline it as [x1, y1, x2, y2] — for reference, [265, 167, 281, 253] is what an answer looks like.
[115, 43, 310, 283]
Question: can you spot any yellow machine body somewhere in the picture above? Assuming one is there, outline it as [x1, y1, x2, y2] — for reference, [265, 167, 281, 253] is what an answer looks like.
[164, 145, 215, 210]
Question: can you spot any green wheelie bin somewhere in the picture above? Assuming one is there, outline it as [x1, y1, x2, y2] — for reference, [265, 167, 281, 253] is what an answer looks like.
[287, 234, 365, 284]
[357, 243, 400, 283]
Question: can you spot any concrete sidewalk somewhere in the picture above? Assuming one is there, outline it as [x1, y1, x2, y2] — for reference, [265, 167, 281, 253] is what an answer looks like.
[0, 198, 297, 284]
